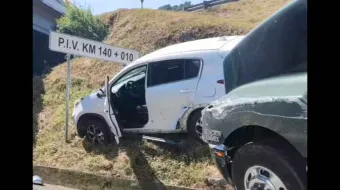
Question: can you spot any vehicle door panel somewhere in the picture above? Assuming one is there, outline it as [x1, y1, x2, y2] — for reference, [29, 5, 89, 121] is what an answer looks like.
[145, 59, 201, 131]
[103, 76, 122, 144]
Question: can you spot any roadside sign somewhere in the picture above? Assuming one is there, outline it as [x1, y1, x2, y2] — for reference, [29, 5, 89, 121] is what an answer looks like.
[48, 31, 140, 143]
[49, 31, 140, 64]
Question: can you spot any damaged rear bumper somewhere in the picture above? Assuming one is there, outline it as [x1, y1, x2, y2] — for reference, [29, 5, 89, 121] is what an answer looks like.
[208, 144, 233, 185]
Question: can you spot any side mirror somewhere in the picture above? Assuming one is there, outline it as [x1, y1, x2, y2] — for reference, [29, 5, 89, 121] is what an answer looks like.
[33, 175, 43, 186]
[96, 88, 106, 98]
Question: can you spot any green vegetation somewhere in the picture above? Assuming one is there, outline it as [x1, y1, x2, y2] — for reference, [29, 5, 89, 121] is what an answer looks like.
[158, 1, 192, 11]
[56, 4, 109, 41]
[33, 0, 291, 188]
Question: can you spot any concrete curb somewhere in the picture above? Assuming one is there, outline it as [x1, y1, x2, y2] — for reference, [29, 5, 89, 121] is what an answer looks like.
[33, 165, 196, 190]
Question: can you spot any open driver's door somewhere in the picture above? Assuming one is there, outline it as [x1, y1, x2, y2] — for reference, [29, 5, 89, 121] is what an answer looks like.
[104, 76, 122, 144]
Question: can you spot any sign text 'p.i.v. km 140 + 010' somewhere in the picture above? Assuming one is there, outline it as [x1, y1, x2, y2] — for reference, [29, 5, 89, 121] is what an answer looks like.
[49, 31, 140, 64]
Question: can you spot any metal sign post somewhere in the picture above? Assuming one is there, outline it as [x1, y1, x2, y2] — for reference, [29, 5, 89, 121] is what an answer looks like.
[65, 54, 71, 143]
[48, 31, 140, 143]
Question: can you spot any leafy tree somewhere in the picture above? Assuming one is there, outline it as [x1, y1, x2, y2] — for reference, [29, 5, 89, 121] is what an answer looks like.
[158, 1, 192, 11]
[56, 4, 109, 41]
[158, 4, 172, 11]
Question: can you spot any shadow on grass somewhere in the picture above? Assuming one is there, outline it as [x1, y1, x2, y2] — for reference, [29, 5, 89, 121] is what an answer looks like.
[82, 136, 167, 190]
[33, 76, 45, 147]
[139, 133, 212, 165]
[125, 140, 167, 190]
[82, 133, 211, 190]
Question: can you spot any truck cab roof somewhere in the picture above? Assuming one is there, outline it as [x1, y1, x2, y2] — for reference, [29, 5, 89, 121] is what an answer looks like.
[223, 0, 307, 94]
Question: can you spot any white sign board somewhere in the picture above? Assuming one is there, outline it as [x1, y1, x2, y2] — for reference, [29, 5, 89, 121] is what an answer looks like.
[49, 31, 140, 64]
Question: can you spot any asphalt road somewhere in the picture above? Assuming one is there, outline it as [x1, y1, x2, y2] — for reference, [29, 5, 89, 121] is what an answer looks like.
[33, 184, 78, 190]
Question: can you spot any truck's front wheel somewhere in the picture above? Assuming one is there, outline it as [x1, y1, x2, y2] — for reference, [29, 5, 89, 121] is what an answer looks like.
[231, 140, 307, 190]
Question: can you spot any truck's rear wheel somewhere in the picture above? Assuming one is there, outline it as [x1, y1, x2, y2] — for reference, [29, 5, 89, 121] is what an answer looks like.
[231, 140, 307, 190]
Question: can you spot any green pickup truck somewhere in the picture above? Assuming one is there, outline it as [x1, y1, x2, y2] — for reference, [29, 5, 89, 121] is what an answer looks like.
[201, 0, 307, 190]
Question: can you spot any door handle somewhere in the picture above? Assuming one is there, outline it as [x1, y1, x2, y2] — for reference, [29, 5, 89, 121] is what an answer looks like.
[180, 89, 194, 93]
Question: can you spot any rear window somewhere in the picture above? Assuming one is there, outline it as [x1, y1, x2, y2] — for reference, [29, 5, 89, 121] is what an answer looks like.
[147, 59, 201, 87]
[185, 59, 201, 79]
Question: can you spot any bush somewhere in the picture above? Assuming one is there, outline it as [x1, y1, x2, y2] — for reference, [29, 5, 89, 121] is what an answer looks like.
[56, 4, 109, 41]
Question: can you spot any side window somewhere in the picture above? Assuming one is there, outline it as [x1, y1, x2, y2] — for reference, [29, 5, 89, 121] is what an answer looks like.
[184, 59, 201, 79]
[148, 60, 185, 87]
[113, 65, 147, 86]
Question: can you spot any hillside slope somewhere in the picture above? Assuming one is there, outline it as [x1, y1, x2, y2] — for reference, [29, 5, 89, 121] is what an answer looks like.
[33, 0, 291, 188]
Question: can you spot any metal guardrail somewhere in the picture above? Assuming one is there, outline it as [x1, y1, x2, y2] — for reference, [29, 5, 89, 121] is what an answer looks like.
[184, 0, 237, 12]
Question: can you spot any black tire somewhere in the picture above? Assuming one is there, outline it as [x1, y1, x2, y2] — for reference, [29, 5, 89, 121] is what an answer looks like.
[232, 140, 307, 190]
[82, 118, 111, 145]
[187, 110, 205, 144]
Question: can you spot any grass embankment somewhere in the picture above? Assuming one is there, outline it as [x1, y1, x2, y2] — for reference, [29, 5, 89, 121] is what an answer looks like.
[33, 0, 290, 188]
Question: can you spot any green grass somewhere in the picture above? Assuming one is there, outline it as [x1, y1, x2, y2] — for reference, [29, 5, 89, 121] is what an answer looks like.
[33, 0, 290, 188]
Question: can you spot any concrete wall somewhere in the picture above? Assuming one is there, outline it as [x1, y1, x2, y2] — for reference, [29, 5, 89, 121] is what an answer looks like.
[33, 0, 65, 34]
[33, 0, 66, 75]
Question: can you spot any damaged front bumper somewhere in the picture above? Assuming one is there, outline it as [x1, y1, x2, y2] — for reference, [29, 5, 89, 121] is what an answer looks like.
[208, 144, 233, 185]
[201, 107, 233, 184]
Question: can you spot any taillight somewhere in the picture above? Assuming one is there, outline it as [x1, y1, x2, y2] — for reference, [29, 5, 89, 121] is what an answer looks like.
[217, 79, 224, 84]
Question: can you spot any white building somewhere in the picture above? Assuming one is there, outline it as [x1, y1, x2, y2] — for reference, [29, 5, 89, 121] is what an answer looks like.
[33, 0, 66, 75]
